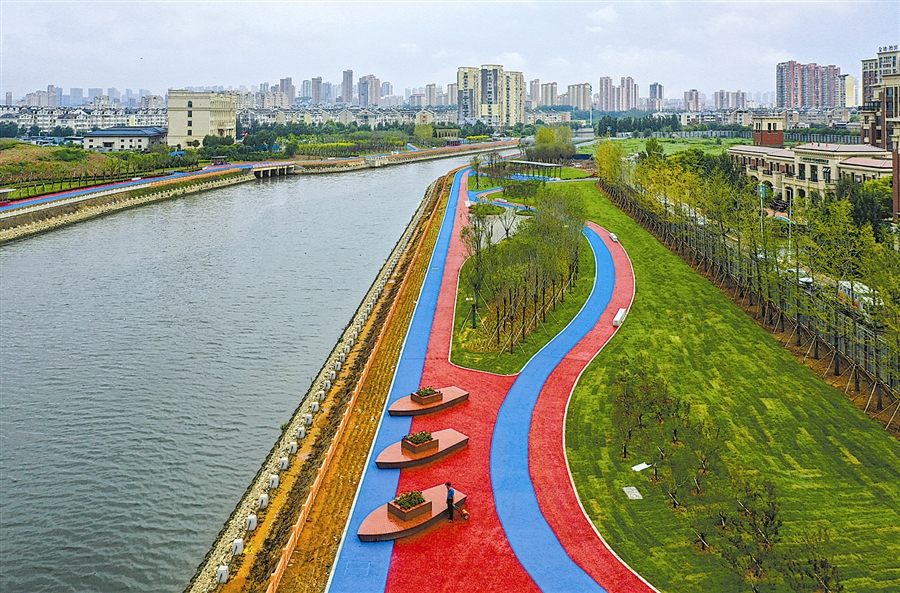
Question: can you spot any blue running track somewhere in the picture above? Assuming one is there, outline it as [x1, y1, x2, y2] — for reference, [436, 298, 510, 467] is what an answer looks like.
[328, 168, 465, 593]
[490, 226, 614, 593]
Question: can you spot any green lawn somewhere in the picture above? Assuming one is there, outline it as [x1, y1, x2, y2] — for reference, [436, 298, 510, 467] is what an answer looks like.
[449, 234, 595, 375]
[566, 182, 900, 592]
[559, 166, 593, 180]
[579, 136, 751, 157]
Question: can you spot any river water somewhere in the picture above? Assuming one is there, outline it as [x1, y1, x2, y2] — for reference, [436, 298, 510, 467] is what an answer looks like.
[0, 156, 476, 592]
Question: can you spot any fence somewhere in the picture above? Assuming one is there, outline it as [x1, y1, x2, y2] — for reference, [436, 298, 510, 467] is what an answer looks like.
[597, 178, 899, 427]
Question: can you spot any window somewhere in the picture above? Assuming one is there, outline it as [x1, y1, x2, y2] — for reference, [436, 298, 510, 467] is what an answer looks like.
[187, 130, 192, 136]
[810, 165, 818, 182]
[187, 120, 192, 127]
[187, 101, 193, 108]
[187, 110, 192, 117]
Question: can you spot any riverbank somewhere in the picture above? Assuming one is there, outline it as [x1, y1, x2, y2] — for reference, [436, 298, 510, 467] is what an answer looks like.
[184, 170, 454, 593]
[0, 141, 515, 246]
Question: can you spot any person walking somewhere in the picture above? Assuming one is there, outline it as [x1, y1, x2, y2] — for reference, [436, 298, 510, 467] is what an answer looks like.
[445, 482, 455, 522]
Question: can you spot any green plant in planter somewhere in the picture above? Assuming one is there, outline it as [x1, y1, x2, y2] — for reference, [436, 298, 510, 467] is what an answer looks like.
[394, 490, 426, 509]
[404, 431, 433, 444]
[415, 387, 439, 397]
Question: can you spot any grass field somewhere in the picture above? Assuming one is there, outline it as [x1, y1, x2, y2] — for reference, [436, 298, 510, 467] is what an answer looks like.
[564, 181, 900, 592]
[559, 166, 593, 180]
[450, 234, 595, 375]
[578, 136, 751, 157]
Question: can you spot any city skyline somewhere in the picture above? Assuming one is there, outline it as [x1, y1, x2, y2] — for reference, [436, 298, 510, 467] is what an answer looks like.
[3, 1, 896, 101]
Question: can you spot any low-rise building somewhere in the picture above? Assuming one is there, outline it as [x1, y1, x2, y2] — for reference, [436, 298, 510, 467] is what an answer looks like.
[728, 142, 891, 204]
[167, 90, 235, 148]
[83, 126, 167, 152]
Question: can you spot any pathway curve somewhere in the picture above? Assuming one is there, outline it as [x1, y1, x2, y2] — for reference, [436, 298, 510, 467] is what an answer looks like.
[328, 168, 655, 593]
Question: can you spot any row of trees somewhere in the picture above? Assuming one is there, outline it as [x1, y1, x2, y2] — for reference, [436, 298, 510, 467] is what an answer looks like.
[612, 353, 843, 592]
[1, 143, 199, 199]
[525, 125, 576, 163]
[461, 185, 586, 352]
[595, 140, 900, 400]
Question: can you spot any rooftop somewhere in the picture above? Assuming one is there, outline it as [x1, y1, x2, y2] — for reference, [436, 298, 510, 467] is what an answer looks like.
[793, 142, 887, 154]
[83, 126, 167, 138]
[838, 157, 893, 170]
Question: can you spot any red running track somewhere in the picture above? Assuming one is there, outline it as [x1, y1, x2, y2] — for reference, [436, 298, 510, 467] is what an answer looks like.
[383, 171, 655, 593]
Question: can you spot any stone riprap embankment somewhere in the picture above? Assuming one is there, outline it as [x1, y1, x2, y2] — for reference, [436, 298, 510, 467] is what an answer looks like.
[183, 177, 443, 593]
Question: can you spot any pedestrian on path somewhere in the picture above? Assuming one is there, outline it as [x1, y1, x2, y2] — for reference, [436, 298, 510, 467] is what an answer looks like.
[445, 482, 455, 521]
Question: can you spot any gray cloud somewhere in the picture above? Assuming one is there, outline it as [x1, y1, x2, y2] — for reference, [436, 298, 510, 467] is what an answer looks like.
[2, 0, 897, 100]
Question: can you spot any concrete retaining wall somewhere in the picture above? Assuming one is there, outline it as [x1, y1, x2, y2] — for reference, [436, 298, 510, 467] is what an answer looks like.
[183, 177, 443, 593]
[0, 173, 254, 245]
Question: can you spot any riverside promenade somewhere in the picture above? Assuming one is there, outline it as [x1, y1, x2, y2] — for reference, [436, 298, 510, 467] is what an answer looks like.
[326, 167, 657, 592]
[0, 141, 515, 245]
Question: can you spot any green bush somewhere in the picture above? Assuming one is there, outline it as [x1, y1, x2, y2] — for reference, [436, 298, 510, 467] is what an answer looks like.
[404, 431, 433, 444]
[394, 491, 426, 509]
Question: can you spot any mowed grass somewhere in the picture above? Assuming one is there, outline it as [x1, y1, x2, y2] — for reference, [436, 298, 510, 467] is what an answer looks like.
[578, 136, 751, 157]
[558, 166, 593, 180]
[566, 182, 900, 592]
[450, 234, 595, 375]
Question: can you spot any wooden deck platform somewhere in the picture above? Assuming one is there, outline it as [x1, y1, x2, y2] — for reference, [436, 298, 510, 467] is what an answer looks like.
[375, 429, 469, 469]
[358, 484, 467, 542]
[387, 386, 469, 416]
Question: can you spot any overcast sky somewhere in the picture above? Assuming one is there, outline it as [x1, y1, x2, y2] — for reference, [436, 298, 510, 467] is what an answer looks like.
[2, 0, 897, 101]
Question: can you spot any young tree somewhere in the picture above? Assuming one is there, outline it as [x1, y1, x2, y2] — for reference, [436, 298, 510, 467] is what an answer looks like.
[783, 528, 844, 593]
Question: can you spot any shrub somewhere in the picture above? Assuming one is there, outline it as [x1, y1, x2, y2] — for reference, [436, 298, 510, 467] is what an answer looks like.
[404, 431, 433, 444]
[394, 490, 426, 509]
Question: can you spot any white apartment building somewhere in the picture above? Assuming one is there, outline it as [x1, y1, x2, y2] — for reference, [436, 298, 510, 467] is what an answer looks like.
[167, 90, 235, 148]
[456, 64, 525, 127]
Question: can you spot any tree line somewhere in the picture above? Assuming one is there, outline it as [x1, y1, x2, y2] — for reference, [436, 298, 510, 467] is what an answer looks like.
[461, 184, 586, 353]
[595, 140, 899, 411]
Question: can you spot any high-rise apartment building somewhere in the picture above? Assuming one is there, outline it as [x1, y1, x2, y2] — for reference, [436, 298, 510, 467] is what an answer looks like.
[503, 70, 525, 126]
[69, 87, 83, 106]
[566, 83, 592, 111]
[529, 79, 541, 104]
[597, 77, 613, 111]
[540, 82, 558, 107]
[300, 80, 312, 99]
[456, 64, 524, 127]
[380, 81, 393, 98]
[341, 70, 353, 104]
[5, 92, 12, 106]
[713, 89, 747, 110]
[88, 88, 102, 103]
[684, 89, 701, 112]
[862, 45, 899, 104]
[648, 83, 665, 111]
[836, 74, 856, 107]
[166, 90, 236, 148]
[776, 61, 842, 108]
[310, 77, 323, 105]
[425, 83, 437, 107]
[447, 83, 458, 106]
[597, 76, 637, 112]
[457, 67, 481, 121]
[279, 77, 295, 104]
[358, 74, 380, 106]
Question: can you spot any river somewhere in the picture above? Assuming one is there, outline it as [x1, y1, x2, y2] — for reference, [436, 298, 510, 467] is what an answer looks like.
[0, 155, 478, 592]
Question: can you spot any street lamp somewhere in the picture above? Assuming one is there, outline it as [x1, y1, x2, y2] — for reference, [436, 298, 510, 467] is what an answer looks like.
[466, 296, 477, 329]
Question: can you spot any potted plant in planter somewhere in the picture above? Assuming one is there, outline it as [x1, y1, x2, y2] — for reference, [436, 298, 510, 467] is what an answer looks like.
[401, 431, 438, 455]
[387, 490, 432, 522]
[411, 386, 442, 405]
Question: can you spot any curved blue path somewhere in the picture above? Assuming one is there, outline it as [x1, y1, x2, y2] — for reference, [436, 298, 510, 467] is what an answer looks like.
[490, 227, 614, 593]
[328, 168, 466, 593]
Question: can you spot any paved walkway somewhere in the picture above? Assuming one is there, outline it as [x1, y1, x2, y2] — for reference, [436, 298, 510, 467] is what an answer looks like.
[328, 168, 654, 593]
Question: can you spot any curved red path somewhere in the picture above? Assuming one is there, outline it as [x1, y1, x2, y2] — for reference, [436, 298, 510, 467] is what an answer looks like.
[529, 226, 655, 592]
[383, 172, 655, 593]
